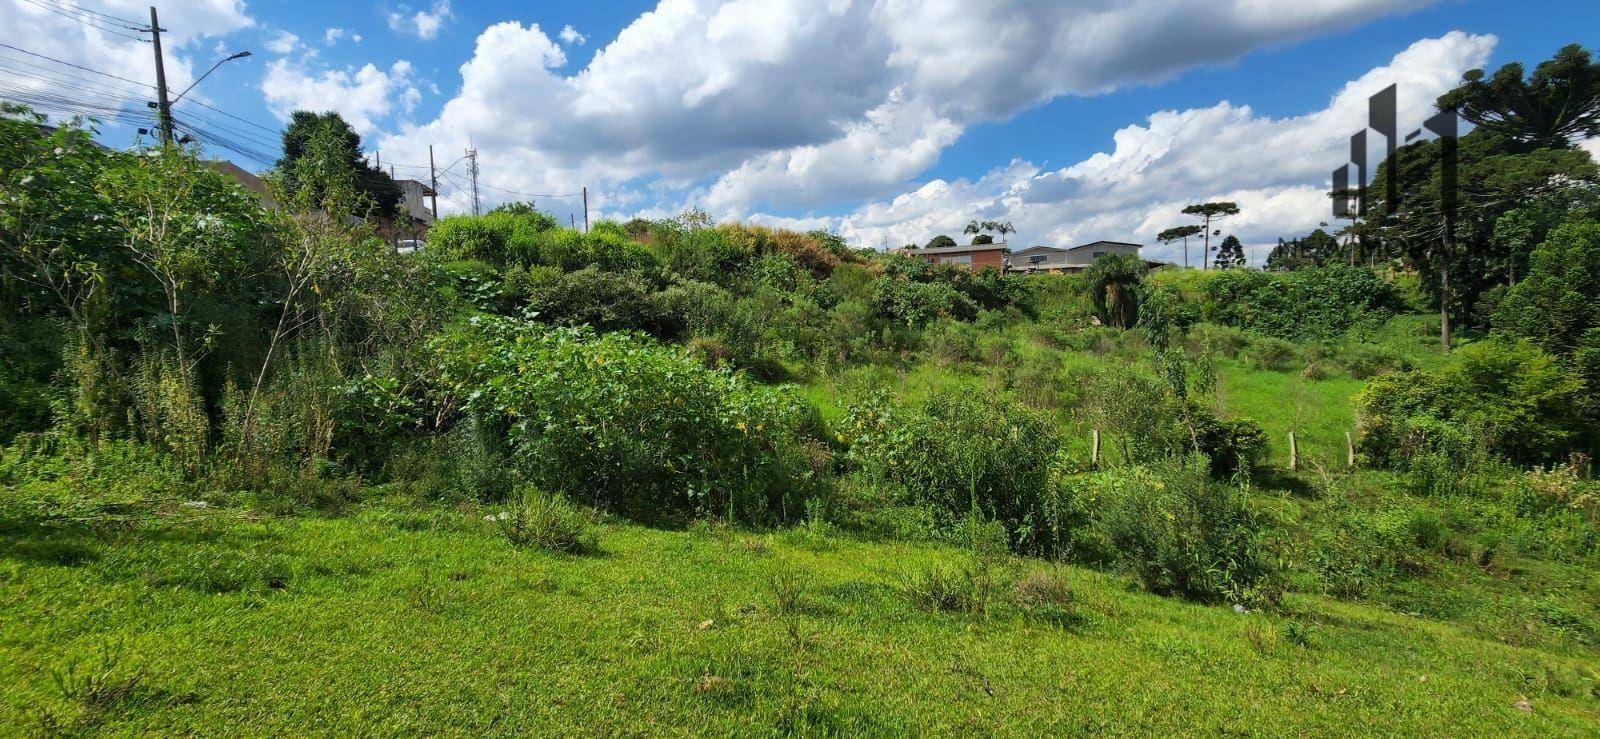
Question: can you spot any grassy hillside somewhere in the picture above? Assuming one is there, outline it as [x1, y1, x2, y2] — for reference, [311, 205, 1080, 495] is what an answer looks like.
[3, 496, 1595, 736]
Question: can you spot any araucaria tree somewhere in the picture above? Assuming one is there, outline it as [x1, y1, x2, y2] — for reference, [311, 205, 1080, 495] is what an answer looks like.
[1436, 43, 1600, 150]
[1181, 202, 1240, 269]
[1213, 235, 1246, 269]
[1157, 225, 1203, 268]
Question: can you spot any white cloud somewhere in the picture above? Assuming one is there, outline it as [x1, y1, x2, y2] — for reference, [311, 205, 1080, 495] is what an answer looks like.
[260, 59, 421, 136]
[372, 0, 1439, 221]
[388, 0, 451, 40]
[819, 32, 1497, 266]
[266, 30, 300, 55]
[324, 28, 346, 45]
[0, 0, 254, 129]
[559, 25, 586, 46]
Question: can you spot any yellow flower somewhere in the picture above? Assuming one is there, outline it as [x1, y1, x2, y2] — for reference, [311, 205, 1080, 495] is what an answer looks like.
[737, 421, 747, 432]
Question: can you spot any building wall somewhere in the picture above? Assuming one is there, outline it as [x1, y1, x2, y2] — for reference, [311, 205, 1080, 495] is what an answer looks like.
[924, 249, 1004, 269]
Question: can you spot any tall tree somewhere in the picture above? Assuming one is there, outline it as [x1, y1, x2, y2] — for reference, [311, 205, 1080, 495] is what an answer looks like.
[276, 111, 402, 219]
[1181, 202, 1240, 269]
[1213, 235, 1246, 269]
[925, 234, 957, 249]
[1437, 44, 1600, 150]
[1156, 225, 1203, 268]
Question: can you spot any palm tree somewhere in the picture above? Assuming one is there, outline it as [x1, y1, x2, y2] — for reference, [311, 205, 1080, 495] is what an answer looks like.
[1084, 253, 1147, 329]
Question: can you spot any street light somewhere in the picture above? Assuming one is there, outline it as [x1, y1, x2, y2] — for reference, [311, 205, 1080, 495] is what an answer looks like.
[172, 51, 252, 104]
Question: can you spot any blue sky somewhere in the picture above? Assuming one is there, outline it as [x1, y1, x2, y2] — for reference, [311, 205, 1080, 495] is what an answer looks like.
[3, 0, 1597, 262]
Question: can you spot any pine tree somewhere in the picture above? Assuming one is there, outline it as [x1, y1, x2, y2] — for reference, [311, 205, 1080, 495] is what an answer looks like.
[1214, 235, 1246, 269]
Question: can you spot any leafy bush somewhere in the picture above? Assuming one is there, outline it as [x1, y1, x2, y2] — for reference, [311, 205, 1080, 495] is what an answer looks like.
[1338, 342, 1415, 379]
[487, 487, 598, 553]
[1247, 336, 1301, 371]
[433, 317, 825, 523]
[1357, 339, 1585, 467]
[872, 277, 978, 325]
[1199, 266, 1402, 341]
[842, 392, 1058, 549]
[1188, 408, 1269, 478]
[1052, 458, 1282, 605]
[526, 267, 666, 334]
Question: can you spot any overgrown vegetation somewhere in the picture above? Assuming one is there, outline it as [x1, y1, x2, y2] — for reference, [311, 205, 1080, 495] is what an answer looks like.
[3, 43, 1600, 732]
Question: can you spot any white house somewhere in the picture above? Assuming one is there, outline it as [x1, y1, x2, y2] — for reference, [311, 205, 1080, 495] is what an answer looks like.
[1005, 240, 1144, 273]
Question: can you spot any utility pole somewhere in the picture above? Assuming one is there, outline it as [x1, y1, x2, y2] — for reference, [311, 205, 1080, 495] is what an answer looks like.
[148, 6, 173, 145]
[427, 145, 438, 219]
[467, 146, 480, 216]
[582, 186, 588, 233]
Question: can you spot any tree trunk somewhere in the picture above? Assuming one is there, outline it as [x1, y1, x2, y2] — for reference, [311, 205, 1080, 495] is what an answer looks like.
[1438, 252, 1451, 352]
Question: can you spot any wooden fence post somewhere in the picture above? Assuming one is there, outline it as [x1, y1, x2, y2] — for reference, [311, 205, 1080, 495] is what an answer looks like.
[1288, 430, 1298, 472]
[1091, 429, 1101, 468]
[1345, 431, 1356, 469]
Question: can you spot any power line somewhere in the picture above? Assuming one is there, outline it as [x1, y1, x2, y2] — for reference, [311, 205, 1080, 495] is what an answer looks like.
[0, 41, 154, 89]
[17, 0, 151, 41]
[29, 0, 149, 29]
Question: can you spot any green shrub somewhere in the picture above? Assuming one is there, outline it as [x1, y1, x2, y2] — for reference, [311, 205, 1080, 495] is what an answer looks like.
[1357, 339, 1584, 466]
[842, 391, 1058, 549]
[926, 320, 978, 365]
[1247, 336, 1301, 371]
[1055, 458, 1282, 605]
[487, 487, 598, 554]
[1188, 408, 1269, 478]
[1187, 323, 1249, 359]
[1199, 266, 1402, 341]
[527, 267, 665, 334]
[433, 317, 825, 523]
[1338, 342, 1414, 379]
[872, 277, 978, 325]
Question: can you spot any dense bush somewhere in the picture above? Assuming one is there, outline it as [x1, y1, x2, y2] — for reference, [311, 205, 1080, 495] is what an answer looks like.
[841, 391, 1058, 549]
[432, 317, 826, 522]
[1049, 457, 1282, 605]
[872, 277, 978, 325]
[1357, 339, 1585, 467]
[526, 267, 666, 334]
[488, 486, 599, 553]
[1174, 266, 1403, 341]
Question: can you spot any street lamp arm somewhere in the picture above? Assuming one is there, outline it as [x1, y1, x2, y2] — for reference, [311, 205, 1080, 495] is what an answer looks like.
[172, 51, 252, 104]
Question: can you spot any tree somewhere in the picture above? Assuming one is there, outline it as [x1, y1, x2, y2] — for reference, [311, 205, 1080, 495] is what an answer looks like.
[963, 220, 982, 238]
[1265, 229, 1339, 270]
[981, 220, 1016, 243]
[1495, 220, 1600, 354]
[1181, 202, 1240, 269]
[1213, 235, 1245, 269]
[1084, 253, 1146, 329]
[1437, 44, 1600, 150]
[925, 234, 957, 249]
[99, 147, 256, 374]
[276, 111, 401, 219]
[1156, 225, 1203, 268]
[971, 234, 995, 245]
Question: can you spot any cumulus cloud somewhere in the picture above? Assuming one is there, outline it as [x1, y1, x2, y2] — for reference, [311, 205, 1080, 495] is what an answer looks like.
[388, 0, 451, 40]
[266, 30, 300, 55]
[819, 32, 1497, 265]
[261, 58, 422, 136]
[372, 0, 1438, 221]
[0, 0, 253, 125]
[559, 25, 586, 46]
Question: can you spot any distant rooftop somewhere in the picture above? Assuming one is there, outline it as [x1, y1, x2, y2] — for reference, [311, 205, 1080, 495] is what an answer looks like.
[907, 242, 1009, 255]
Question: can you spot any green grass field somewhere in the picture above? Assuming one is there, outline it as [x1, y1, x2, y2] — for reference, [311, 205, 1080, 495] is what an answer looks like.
[3, 495, 1596, 736]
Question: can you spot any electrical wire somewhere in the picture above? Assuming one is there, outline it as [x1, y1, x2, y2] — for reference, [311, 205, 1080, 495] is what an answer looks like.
[17, 0, 150, 42]
[0, 42, 154, 89]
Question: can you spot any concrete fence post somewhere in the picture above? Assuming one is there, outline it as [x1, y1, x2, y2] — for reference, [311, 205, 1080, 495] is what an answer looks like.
[1091, 429, 1101, 468]
[1288, 431, 1299, 472]
[1345, 431, 1356, 469]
